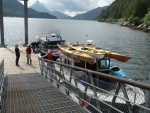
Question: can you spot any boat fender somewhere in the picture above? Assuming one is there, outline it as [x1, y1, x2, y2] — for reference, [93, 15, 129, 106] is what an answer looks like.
[79, 95, 92, 108]
[79, 99, 89, 108]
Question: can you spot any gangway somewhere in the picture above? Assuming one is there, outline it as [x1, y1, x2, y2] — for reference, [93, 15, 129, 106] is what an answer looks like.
[2, 73, 87, 113]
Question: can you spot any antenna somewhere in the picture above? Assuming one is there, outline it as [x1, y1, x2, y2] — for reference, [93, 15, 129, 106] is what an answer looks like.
[80, 0, 84, 44]
[80, 0, 82, 20]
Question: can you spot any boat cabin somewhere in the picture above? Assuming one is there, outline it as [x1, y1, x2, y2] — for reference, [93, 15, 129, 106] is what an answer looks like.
[59, 53, 111, 74]
[59, 53, 113, 85]
[39, 35, 65, 52]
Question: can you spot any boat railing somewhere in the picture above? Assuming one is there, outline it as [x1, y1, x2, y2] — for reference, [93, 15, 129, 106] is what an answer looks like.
[0, 59, 4, 110]
[38, 58, 150, 113]
[39, 44, 59, 53]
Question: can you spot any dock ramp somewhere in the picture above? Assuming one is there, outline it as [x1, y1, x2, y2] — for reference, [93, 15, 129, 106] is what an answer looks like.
[2, 73, 88, 113]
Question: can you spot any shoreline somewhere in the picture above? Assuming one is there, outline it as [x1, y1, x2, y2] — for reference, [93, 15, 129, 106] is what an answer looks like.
[120, 23, 150, 33]
[103, 21, 150, 33]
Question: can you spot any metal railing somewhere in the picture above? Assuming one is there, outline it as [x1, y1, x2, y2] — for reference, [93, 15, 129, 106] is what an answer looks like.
[0, 60, 4, 110]
[39, 44, 59, 53]
[39, 58, 150, 113]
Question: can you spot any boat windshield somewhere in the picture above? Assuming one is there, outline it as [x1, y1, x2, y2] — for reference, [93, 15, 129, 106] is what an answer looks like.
[97, 58, 110, 70]
[46, 40, 65, 45]
[59, 41, 65, 45]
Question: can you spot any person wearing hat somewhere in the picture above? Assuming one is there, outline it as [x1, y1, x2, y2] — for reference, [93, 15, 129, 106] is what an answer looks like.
[26, 44, 32, 64]
[15, 44, 20, 66]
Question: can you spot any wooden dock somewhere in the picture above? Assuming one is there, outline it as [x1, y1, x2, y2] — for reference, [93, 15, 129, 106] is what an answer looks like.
[0, 47, 88, 113]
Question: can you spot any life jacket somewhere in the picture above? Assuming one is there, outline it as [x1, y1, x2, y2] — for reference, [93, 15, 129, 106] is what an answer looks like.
[79, 99, 89, 108]
[47, 52, 53, 60]
[26, 47, 31, 54]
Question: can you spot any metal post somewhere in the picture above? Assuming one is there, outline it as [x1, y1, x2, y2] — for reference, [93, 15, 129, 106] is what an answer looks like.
[121, 83, 133, 113]
[89, 74, 101, 111]
[145, 75, 150, 113]
[24, 0, 28, 45]
[109, 82, 121, 113]
[0, 0, 5, 46]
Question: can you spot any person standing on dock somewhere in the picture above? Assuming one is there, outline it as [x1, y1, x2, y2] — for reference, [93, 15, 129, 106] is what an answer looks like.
[26, 44, 32, 65]
[15, 44, 20, 66]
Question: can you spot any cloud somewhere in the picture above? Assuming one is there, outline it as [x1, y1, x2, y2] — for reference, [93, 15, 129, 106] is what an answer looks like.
[27, 0, 114, 16]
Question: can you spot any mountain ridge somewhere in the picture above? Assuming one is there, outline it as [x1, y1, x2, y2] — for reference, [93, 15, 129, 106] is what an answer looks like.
[2, 0, 108, 21]
[30, 1, 108, 20]
[72, 6, 108, 20]
[29, 1, 71, 19]
[3, 0, 57, 19]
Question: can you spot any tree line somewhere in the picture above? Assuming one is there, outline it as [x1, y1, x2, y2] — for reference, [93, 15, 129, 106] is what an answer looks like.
[98, 0, 150, 26]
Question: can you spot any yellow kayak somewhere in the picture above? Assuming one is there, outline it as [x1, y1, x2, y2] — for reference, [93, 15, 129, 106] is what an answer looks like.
[67, 43, 131, 62]
[67, 43, 105, 59]
[57, 44, 95, 64]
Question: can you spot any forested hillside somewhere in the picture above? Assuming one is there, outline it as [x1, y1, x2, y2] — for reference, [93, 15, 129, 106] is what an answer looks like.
[99, 0, 131, 22]
[3, 0, 57, 19]
[99, 0, 150, 26]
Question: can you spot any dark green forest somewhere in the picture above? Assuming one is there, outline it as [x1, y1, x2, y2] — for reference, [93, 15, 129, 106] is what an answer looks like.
[99, 0, 150, 26]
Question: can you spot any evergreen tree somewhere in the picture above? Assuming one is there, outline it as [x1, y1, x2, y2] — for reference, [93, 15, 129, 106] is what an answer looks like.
[99, 0, 150, 25]
[144, 9, 150, 26]
[125, 0, 150, 25]
[99, 0, 131, 22]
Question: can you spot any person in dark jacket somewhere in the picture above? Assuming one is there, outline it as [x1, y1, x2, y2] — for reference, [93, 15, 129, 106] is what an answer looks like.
[15, 44, 20, 66]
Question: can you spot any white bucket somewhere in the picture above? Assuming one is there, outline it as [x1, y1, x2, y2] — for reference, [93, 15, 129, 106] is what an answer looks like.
[86, 40, 93, 45]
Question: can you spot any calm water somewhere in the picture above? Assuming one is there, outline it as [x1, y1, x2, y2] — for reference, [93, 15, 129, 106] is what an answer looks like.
[3, 17, 150, 83]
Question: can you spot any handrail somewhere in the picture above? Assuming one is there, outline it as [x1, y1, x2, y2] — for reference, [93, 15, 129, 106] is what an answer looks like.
[39, 57, 150, 90]
[38, 58, 150, 113]
[0, 59, 4, 110]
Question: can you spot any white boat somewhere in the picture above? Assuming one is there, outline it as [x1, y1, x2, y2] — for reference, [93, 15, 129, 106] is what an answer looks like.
[54, 44, 145, 112]
[31, 29, 65, 53]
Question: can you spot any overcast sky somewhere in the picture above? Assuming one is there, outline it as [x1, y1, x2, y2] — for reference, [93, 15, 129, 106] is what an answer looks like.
[20, 0, 115, 16]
